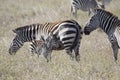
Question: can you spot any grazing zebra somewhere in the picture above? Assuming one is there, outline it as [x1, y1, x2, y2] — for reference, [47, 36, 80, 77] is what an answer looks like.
[9, 20, 83, 61]
[71, 0, 103, 18]
[84, 9, 120, 61]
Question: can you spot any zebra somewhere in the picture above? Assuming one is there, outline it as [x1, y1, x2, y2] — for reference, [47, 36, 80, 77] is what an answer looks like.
[30, 33, 63, 56]
[9, 20, 83, 62]
[71, 0, 103, 18]
[97, 0, 112, 9]
[30, 33, 59, 62]
[84, 9, 120, 61]
[30, 33, 63, 62]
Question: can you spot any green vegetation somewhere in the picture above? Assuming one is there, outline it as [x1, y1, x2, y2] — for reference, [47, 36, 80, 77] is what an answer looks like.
[0, 0, 120, 80]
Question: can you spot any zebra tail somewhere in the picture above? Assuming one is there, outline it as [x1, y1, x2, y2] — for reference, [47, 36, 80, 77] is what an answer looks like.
[72, 20, 83, 48]
[114, 27, 120, 47]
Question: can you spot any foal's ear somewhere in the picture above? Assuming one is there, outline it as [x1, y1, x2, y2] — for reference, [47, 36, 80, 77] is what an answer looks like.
[47, 33, 55, 41]
[41, 36, 45, 42]
[49, 33, 54, 38]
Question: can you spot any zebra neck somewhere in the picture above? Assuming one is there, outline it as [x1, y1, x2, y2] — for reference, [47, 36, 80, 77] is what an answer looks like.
[100, 18, 119, 35]
[101, 24, 116, 35]
[17, 34, 35, 43]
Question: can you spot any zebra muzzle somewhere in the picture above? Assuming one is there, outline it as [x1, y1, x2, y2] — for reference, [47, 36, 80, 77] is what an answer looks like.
[84, 27, 90, 35]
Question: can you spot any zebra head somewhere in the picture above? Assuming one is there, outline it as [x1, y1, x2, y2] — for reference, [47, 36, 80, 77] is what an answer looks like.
[9, 35, 23, 55]
[84, 9, 100, 35]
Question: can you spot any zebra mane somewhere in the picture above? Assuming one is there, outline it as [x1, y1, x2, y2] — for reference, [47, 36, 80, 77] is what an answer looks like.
[95, 9, 118, 20]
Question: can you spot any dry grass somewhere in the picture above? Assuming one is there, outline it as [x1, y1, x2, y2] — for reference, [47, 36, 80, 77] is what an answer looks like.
[0, 0, 120, 80]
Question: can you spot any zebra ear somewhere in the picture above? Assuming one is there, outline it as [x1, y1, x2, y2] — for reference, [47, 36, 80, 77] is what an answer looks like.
[41, 36, 45, 42]
[12, 29, 20, 35]
[12, 29, 17, 33]
[49, 33, 54, 37]
[49, 32, 55, 39]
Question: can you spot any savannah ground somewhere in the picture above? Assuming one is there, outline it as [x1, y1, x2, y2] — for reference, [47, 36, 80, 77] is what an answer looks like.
[0, 0, 120, 80]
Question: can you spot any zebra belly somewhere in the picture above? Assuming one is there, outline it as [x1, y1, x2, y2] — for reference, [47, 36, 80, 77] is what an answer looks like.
[114, 27, 120, 47]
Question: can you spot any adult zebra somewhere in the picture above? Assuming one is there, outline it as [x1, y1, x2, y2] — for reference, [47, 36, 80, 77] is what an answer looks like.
[9, 20, 83, 62]
[71, 0, 103, 18]
[84, 9, 120, 61]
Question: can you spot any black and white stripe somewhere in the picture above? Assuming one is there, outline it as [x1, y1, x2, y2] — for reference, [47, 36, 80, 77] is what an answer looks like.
[9, 20, 83, 61]
[84, 9, 120, 61]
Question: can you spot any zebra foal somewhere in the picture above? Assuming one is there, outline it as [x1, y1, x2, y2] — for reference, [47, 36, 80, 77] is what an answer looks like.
[30, 33, 63, 62]
[84, 9, 120, 61]
[30, 34, 60, 62]
[9, 20, 83, 62]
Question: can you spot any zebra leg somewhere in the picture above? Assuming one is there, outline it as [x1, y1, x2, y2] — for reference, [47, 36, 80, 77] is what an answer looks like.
[88, 10, 91, 16]
[111, 42, 119, 61]
[46, 53, 51, 62]
[66, 49, 74, 60]
[71, 6, 77, 19]
[74, 43, 80, 62]
[101, 4, 105, 9]
[37, 45, 43, 57]
[30, 41, 43, 57]
[43, 52, 51, 62]
[42, 46, 52, 62]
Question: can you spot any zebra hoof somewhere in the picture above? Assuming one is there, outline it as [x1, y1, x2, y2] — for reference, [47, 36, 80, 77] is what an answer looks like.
[46, 59, 49, 63]
[75, 55, 80, 62]
[46, 58, 51, 63]
[46, 56, 51, 63]
[69, 55, 74, 61]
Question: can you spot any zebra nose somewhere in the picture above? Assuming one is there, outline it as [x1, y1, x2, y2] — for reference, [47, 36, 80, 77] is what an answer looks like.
[84, 30, 90, 35]
[9, 48, 13, 55]
[8, 48, 16, 55]
[84, 27, 90, 35]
